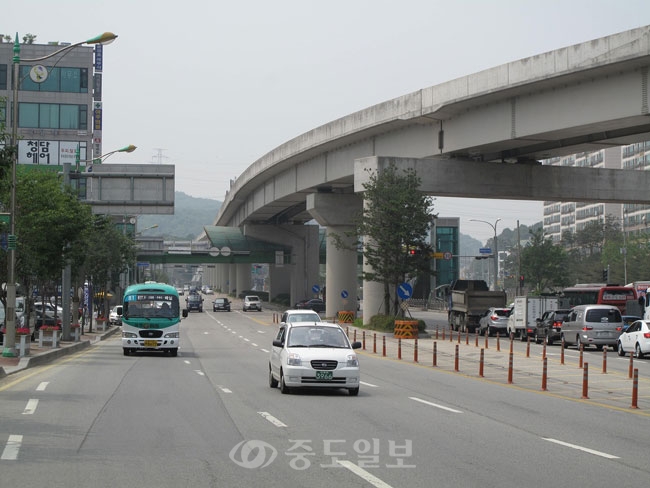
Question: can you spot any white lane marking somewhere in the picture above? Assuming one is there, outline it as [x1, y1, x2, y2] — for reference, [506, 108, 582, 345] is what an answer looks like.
[36, 382, 49, 391]
[23, 399, 39, 415]
[251, 343, 258, 347]
[260, 348, 270, 353]
[1, 435, 23, 460]
[258, 330, 266, 334]
[337, 460, 394, 488]
[184, 360, 191, 365]
[243, 338, 250, 342]
[360, 381, 378, 388]
[409, 397, 462, 413]
[543, 438, 619, 459]
[204, 331, 209, 335]
[194, 370, 205, 376]
[258, 411, 287, 427]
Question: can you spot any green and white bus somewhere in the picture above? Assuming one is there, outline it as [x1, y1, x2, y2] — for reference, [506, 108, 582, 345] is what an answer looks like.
[121, 282, 188, 356]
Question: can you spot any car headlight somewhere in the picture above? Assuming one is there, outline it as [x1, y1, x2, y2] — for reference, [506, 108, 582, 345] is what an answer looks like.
[122, 331, 138, 338]
[347, 354, 359, 367]
[287, 352, 301, 366]
[164, 332, 179, 339]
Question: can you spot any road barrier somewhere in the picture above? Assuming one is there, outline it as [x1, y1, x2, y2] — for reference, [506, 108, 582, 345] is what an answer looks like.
[582, 362, 589, 399]
[631, 368, 639, 409]
[394, 320, 418, 339]
[338, 311, 354, 324]
[542, 357, 548, 391]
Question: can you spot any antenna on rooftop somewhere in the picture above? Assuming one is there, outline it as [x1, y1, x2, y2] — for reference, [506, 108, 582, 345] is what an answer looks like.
[152, 148, 169, 164]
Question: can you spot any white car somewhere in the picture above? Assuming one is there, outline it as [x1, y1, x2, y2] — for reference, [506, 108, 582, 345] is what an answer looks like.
[243, 295, 262, 312]
[280, 309, 322, 325]
[617, 320, 650, 358]
[109, 305, 123, 325]
[269, 321, 362, 396]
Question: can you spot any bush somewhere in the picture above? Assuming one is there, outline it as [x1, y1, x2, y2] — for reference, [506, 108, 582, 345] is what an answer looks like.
[272, 293, 291, 308]
[363, 315, 426, 333]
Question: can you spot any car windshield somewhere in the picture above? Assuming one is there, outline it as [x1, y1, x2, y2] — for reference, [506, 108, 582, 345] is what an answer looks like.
[124, 294, 178, 319]
[287, 313, 320, 323]
[287, 326, 349, 348]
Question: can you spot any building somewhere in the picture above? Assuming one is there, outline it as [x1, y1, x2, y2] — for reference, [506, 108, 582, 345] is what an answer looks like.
[0, 35, 103, 184]
[542, 144, 650, 242]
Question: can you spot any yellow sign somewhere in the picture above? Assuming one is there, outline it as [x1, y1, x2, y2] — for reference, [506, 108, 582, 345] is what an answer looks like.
[432, 252, 444, 259]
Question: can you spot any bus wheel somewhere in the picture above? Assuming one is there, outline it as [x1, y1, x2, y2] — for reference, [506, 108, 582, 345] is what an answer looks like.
[169, 348, 178, 357]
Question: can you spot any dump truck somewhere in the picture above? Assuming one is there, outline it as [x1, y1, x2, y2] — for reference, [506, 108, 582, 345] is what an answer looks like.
[448, 280, 507, 333]
[506, 295, 559, 341]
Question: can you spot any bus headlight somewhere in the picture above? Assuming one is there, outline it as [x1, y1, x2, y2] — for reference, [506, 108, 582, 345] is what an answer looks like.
[122, 331, 137, 338]
[164, 332, 179, 339]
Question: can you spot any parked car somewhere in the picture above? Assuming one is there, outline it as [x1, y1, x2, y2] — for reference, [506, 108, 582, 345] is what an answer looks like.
[185, 293, 204, 312]
[477, 307, 510, 336]
[561, 304, 623, 350]
[294, 298, 326, 313]
[534, 309, 570, 345]
[213, 297, 231, 312]
[109, 305, 123, 325]
[617, 319, 650, 358]
[269, 321, 362, 395]
[243, 295, 262, 312]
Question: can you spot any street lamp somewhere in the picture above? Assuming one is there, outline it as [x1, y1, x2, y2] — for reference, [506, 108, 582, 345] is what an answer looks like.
[79, 144, 137, 171]
[3, 32, 117, 358]
[470, 218, 501, 291]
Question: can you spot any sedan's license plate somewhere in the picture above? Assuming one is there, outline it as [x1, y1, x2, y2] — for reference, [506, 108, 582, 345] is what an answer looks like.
[144, 340, 157, 347]
[315, 371, 333, 380]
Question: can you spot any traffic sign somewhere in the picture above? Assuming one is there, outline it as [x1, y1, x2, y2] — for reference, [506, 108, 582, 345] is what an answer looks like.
[397, 282, 413, 300]
[479, 247, 492, 254]
[341, 290, 349, 299]
[443, 251, 453, 260]
[312, 284, 321, 294]
[432, 252, 444, 259]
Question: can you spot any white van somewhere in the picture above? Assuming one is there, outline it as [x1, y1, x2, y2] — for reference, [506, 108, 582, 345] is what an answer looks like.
[561, 304, 623, 350]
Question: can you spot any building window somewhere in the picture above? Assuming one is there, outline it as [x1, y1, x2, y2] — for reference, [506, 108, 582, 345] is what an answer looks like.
[19, 102, 87, 130]
[0, 64, 7, 90]
[20, 65, 88, 93]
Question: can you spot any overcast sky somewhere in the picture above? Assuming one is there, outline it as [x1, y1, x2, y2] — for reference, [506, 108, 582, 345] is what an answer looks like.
[5, 1, 650, 243]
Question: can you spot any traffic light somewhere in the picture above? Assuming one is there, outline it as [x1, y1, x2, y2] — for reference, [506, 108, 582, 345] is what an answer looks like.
[602, 268, 608, 282]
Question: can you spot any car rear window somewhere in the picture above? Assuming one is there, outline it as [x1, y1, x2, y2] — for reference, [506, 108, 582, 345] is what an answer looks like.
[585, 309, 621, 323]
[494, 309, 509, 317]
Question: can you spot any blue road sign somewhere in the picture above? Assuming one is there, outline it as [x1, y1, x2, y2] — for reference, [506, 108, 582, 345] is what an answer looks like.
[397, 282, 413, 300]
[312, 284, 321, 294]
[341, 290, 349, 299]
[479, 247, 492, 254]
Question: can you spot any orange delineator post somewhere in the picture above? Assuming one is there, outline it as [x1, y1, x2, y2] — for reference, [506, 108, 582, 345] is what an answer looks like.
[542, 341, 546, 360]
[382, 335, 386, 357]
[496, 332, 500, 352]
[414, 338, 418, 363]
[362, 331, 366, 350]
[398, 338, 402, 360]
[433, 341, 437, 367]
[526, 336, 530, 358]
[454, 344, 459, 372]
[508, 352, 514, 384]
[561, 340, 565, 365]
[581, 362, 589, 399]
[579, 344, 584, 369]
[602, 347, 607, 374]
[485, 331, 489, 349]
[541, 357, 548, 391]
[631, 368, 639, 409]
[629, 352, 634, 379]
[373, 333, 377, 354]
[479, 348, 484, 377]
[475, 334, 479, 348]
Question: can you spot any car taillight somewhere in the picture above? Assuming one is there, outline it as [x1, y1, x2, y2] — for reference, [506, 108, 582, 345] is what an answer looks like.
[644, 332, 650, 339]
[616, 326, 622, 331]
[553, 321, 562, 327]
[581, 326, 593, 331]
[491, 315, 498, 321]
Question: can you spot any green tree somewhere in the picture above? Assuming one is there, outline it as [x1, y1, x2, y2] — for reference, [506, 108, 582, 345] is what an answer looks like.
[521, 229, 570, 292]
[336, 162, 434, 317]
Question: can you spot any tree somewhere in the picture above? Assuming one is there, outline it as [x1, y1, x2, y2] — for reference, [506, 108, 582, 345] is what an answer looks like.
[521, 228, 570, 293]
[335, 162, 434, 317]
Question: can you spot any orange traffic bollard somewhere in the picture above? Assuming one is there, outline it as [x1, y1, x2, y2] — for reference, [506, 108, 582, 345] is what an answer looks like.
[433, 341, 437, 367]
[454, 344, 459, 372]
[629, 351, 634, 379]
[508, 351, 514, 384]
[485, 330, 489, 349]
[526, 336, 530, 358]
[561, 340, 565, 365]
[541, 357, 548, 391]
[382, 335, 386, 357]
[631, 368, 639, 409]
[496, 332, 500, 352]
[579, 344, 583, 369]
[581, 362, 589, 399]
[414, 338, 418, 363]
[362, 331, 366, 350]
[479, 348, 484, 377]
[602, 346, 607, 374]
[542, 341, 547, 360]
[398, 338, 402, 360]
[373, 333, 377, 354]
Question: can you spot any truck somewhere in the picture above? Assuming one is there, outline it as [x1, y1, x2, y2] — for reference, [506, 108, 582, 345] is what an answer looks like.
[506, 295, 559, 341]
[447, 280, 507, 333]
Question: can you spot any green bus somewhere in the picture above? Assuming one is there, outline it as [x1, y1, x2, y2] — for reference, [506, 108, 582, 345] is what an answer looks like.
[121, 282, 188, 356]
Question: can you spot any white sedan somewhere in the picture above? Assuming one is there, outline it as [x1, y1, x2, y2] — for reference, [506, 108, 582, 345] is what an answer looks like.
[269, 321, 361, 396]
[617, 320, 650, 358]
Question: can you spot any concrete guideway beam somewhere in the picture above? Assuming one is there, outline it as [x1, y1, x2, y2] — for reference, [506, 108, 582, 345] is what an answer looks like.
[355, 156, 650, 204]
[307, 193, 363, 318]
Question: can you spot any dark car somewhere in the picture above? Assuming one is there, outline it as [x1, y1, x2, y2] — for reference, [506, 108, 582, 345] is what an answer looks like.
[213, 297, 231, 312]
[186, 293, 203, 312]
[534, 309, 571, 345]
[294, 298, 326, 313]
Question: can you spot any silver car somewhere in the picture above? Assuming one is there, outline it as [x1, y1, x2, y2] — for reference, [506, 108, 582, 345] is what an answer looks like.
[477, 307, 510, 336]
[561, 304, 623, 350]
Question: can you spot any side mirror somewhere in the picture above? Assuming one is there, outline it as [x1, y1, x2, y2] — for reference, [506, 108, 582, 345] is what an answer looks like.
[272, 339, 283, 347]
[351, 341, 362, 349]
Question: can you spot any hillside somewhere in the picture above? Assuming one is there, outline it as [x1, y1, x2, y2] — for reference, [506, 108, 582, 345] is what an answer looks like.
[136, 192, 222, 240]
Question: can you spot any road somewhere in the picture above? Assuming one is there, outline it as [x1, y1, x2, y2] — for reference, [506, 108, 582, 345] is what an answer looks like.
[1, 306, 649, 487]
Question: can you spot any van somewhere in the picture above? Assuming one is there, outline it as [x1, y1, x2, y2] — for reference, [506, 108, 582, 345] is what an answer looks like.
[561, 304, 623, 350]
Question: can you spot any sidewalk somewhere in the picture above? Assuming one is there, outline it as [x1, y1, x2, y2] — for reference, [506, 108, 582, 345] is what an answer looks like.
[340, 309, 650, 413]
[0, 326, 119, 379]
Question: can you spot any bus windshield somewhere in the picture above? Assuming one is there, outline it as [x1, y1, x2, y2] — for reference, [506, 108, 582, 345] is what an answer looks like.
[124, 293, 179, 319]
